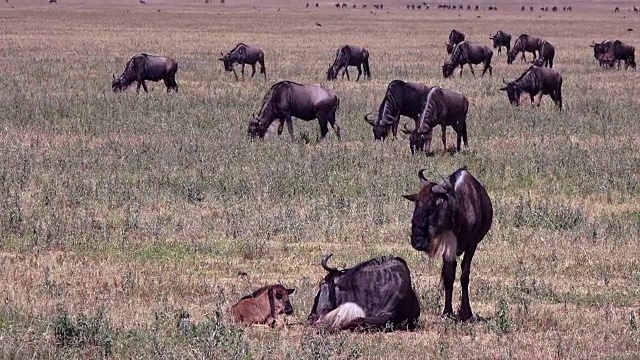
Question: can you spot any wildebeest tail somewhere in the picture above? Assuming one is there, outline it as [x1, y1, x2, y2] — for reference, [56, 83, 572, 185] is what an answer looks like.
[362, 49, 371, 78]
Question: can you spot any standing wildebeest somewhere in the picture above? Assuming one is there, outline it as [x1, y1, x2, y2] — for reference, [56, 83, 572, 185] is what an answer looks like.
[446, 29, 466, 54]
[402, 87, 468, 154]
[507, 34, 542, 64]
[591, 40, 637, 69]
[308, 254, 420, 331]
[403, 167, 493, 321]
[230, 284, 295, 326]
[533, 40, 555, 68]
[500, 65, 563, 109]
[327, 45, 371, 81]
[248, 81, 341, 141]
[112, 54, 178, 93]
[219, 43, 266, 81]
[442, 41, 493, 78]
[364, 80, 432, 140]
[490, 30, 512, 55]
[529, 6, 534, 11]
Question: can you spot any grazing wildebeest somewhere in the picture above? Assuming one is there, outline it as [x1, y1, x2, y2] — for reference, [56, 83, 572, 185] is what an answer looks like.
[474, 5, 478, 10]
[567, 6, 572, 11]
[446, 29, 466, 54]
[530, 6, 534, 11]
[230, 284, 295, 326]
[112, 54, 178, 93]
[507, 34, 542, 64]
[402, 87, 468, 154]
[308, 254, 420, 331]
[490, 30, 512, 55]
[247, 81, 341, 141]
[533, 40, 555, 68]
[500, 65, 563, 109]
[327, 45, 371, 81]
[364, 80, 432, 140]
[442, 41, 493, 78]
[219, 43, 266, 81]
[403, 167, 493, 321]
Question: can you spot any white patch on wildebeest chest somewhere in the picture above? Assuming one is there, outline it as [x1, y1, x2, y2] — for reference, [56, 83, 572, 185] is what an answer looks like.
[429, 230, 458, 262]
[319, 302, 366, 330]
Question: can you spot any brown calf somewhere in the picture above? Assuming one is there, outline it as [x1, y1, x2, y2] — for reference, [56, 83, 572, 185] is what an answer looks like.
[230, 284, 295, 326]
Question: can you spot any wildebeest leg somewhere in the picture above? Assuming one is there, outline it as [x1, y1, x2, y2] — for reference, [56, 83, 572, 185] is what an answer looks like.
[285, 116, 295, 142]
[259, 59, 267, 79]
[141, 81, 148, 93]
[232, 67, 239, 82]
[318, 118, 330, 140]
[458, 243, 477, 321]
[459, 64, 464, 77]
[250, 63, 256, 78]
[241, 64, 246, 80]
[536, 93, 543, 107]
[441, 260, 457, 318]
[529, 93, 535, 106]
[355, 64, 362, 81]
[277, 118, 285, 135]
[136, 81, 142, 93]
[468, 64, 475, 77]
[440, 125, 447, 153]
[343, 67, 350, 81]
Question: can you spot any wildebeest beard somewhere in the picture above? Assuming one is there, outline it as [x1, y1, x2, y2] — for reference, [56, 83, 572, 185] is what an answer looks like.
[112, 59, 139, 91]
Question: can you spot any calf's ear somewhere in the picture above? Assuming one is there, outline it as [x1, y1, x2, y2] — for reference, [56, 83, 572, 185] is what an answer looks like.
[402, 194, 419, 202]
[287, 288, 295, 295]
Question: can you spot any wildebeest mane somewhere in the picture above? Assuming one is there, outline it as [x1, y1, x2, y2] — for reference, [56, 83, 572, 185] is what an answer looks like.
[240, 284, 271, 300]
[377, 82, 403, 127]
[418, 87, 445, 130]
[256, 81, 294, 119]
[228, 43, 248, 55]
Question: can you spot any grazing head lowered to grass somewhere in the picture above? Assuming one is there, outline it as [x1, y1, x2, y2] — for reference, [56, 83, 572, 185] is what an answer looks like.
[218, 43, 266, 81]
[500, 65, 563, 109]
[403, 167, 493, 321]
[230, 284, 295, 326]
[112, 53, 178, 93]
[326, 45, 371, 81]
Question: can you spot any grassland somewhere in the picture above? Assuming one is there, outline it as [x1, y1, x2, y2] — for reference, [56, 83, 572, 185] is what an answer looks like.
[0, 3, 640, 359]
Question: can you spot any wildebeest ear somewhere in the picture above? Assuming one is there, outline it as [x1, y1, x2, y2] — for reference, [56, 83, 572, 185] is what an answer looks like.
[402, 194, 419, 202]
[218, 58, 224, 61]
[287, 288, 295, 295]
[431, 184, 448, 195]
[499, 86, 507, 91]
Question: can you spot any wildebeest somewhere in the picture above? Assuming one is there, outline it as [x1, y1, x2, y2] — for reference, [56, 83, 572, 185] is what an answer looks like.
[500, 65, 563, 109]
[219, 43, 266, 81]
[529, 6, 534, 11]
[308, 254, 420, 331]
[403, 167, 493, 321]
[49, 0, 57, 3]
[112, 54, 178, 93]
[247, 81, 341, 141]
[327, 45, 371, 81]
[364, 80, 432, 140]
[552, 6, 557, 11]
[402, 87, 468, 154]
[442, 41, 493, 78]
[446, 29, 466, 54]
[490, 30, 512, 55]
[533, 40, 555, 68]
[507, 34, 542, 64]
[230, 284, 295, 326]
[591, 40, 636, 69]
[521, 6, 525, 11]
[598, 52, 616, 68]
[614, 7, 619, 13]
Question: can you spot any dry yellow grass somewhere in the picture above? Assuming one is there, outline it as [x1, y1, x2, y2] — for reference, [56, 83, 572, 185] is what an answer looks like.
[0, 3, 639, 359]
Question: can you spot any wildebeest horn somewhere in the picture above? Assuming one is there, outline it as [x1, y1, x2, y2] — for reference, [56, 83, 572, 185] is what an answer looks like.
[418, 169, 429, 182]
[252, 112, 256, 118]
[321, 253, 338, 273]
[112, 73, 115, 79]
[364, 113, 375, 125]
[502, 77, 508, 84]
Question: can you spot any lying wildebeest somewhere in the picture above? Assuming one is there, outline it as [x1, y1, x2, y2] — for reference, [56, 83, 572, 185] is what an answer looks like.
[500, 65, 563, 109]
[403, 167, 493, 321]
[446, 29, 466, 54]
[308, 254, 420, 331]
[507, 34, 542, 64]
[402, 87, 468, 154]
[364, 80, 432, 140]
[247, 81, 341, 141]
[112, 54, 178, 93]
[591, 40, 636, 69]
[442, 41, 493, 78]
[327, 45, 371, 81]
[490, 30, 511, 55]
[230, 284, 295, 326]
[219, 43, 266, 81]
[533, 40, 555, 68]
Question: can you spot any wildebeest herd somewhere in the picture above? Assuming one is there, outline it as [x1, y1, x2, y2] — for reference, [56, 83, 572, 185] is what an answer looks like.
[109, 28, 635, 331]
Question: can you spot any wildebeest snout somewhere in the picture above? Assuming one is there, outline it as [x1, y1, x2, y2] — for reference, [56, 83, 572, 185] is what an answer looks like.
[284, 302, 294, 315]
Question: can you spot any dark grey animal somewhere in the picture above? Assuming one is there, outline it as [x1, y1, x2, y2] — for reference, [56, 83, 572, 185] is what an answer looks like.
[402, 87, 468, 154]
[533, 40, 555, 68]
[247, 81, 341, 141]
[490, 30, 511, 55]
[507, 34, 542, 64]
[308, 254, 421, 331]
[442, 41, 493, 78]
[219, 43, 266, 81]
[446, 29, 466, 54]
[364, 80, 432, 140]
[112, 54, 178, 93]
[403, 167, 493, 321]
[327, 45, 371, 81]
[500, 65, 562, 109]
[591, 40, 636, 69]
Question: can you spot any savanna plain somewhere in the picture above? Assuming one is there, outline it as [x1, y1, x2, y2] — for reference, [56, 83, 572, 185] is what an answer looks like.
[1, 3, 640, 359]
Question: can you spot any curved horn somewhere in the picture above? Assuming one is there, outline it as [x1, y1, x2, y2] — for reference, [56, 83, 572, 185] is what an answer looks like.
[252, 112, 256, 118]
[418, 169, 429, 182]
[112, 73, 115, 79]
[502, 77, 508, 84]
[364, 113, 375, 125]
[401, 122, 413, 134]
[321, 253, 338, 272]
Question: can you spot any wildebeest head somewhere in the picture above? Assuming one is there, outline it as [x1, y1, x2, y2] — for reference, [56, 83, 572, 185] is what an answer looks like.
[401, 122, 431, 154]
[247, 113, 267, 139]
[111, 73, 125, 92]
[590, 40, 610, 60]
[268, 284, 295, 316]
[499, 79, 522, 106]
[442, 60, 457, 78]
[364, 113, 390, 140]
[506, 49, 517, 64]
[218, 52, 234, 72]
[326, 65, 339, 80]
[402, 169, 459, 255]
[308, 254, 344, 324]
